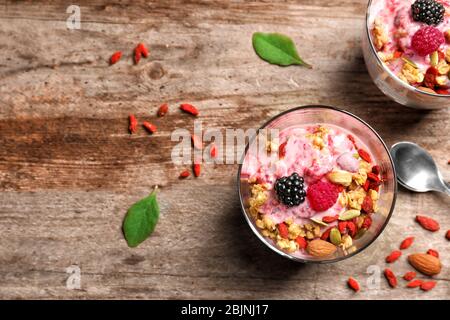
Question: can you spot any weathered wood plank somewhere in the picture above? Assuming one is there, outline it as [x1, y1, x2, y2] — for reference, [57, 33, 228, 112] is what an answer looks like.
[0, 0, 448, 299]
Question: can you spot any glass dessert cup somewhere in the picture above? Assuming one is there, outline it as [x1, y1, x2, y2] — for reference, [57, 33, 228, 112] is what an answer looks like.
[363, 0, 450, 109]
[237, 106, 397, 263]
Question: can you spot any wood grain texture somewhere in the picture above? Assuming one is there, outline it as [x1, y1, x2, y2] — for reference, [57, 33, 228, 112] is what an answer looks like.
[0, 0, 449, 299]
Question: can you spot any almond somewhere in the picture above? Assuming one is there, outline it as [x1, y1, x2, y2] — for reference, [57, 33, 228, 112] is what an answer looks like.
[408, 253, 442, 276]
[327, 170, 353, 187]
[307, 239, 337, 257]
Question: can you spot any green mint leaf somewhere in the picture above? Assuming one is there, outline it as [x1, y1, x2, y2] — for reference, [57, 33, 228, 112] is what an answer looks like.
[123, 187, 160, 247]
[252, 32, 311, 68]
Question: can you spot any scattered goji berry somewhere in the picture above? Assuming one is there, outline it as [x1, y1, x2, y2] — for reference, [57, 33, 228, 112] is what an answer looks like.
[426, 249, 439, 258]
[193, 163, 201, 177]
[295, 236, 307, 249]
[180, 103, 199, 116]
[137, 43, 149, 58]
[129, 114, 137, 134]
[338, 221, 348, 234]
[179, 170, 190, 178]
[403, 271, 416, 281]
[347, 277, 360, 292]
[420, 281, 437, 291]
[358, 149, 372, 163]
[142, 121, 156, 133]
[407, 279, 423, 288]
[157, 103, 169, 117]
[435, 89, 449, 94]
[361, 195, 373, 214]
[278, 223, 289, 239]
[386, 250, 402, 263]
[322, 215, 339, 223]
[446, 230, 450, 240]
[278, 141, 287, 158]
[399, 237, 414, 250]
[110, 51, 122, 65]
[134, 46, 141, 64]
[371, 165, 380, 175]
[415, 215, 440, 232]
[321, 227, 333, 241]
[191, 134, 203, 150]
[384, 268, 397, 288]
[362, 216, 372, 229]
[210, 144, 218, 158]
[347, 221, 357, 238]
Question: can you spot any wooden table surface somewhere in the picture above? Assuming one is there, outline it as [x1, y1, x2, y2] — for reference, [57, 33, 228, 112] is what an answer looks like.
[0, 0, 448, 300]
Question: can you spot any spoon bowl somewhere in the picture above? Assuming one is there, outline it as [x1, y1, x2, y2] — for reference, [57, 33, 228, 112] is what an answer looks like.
[390, 142, 450, 195]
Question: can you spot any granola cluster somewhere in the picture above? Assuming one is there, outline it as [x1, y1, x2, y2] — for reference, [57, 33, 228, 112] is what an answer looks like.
[246, 126, 382, 257]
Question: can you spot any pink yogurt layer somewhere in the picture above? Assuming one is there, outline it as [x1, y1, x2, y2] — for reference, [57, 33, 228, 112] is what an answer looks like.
[371, 0, 450, 74]
[241, 125, 367, 225]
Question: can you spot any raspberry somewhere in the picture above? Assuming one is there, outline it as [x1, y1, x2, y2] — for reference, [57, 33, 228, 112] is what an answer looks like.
[411, 26, 445, 56]
[307, 181, 339, 212]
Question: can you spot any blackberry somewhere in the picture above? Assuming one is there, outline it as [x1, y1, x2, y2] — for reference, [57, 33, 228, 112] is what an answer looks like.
[274, 172, 306, 207]
[411, 0, 445, 26]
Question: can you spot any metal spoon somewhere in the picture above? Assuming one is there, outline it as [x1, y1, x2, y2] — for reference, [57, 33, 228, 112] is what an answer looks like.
[390, 142, 450, 195]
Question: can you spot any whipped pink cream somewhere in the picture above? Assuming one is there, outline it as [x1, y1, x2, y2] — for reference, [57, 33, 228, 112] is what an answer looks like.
[241, 125, 370, 226]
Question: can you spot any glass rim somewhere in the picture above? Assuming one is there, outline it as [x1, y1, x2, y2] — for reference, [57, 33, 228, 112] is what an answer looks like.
[237, 105, 398, 264]
[365, 0, 450, 98]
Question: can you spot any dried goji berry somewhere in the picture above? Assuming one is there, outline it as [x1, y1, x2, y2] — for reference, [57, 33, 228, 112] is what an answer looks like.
[424, 67, 439, 88]
[347, 134, 357, 147]
[134, 46, 141, 64]
[278, 223, 289, 239]
[137, 43, 149, 58]
[110, 51, 122, 65]
[435, 89, 449, 94]
[393, 51, 403, 58]
[347, 221, 357, 238]
[367, 172, 380, 183]
[322, 215, 339, 223]
[210, 144, 218, 158]
[386, 250, 402, 263]
[415, 215, 440, 232]
[384, 268, 397, 288]
[129, 114, 137, 134]
[446, 230, 450, 240]
[180, 103, 199, 116]
[407, 279, 423, 288]
[399, 236, 414, 250]
[362, 180, 370, 192]
[320, 227, 333, 241]
[191, 134, 203, 150]
[157, 103, 169, 117]
[371, 165, 380, 175]
[362, 216, 372, 229]
[295, 236, 307, 249]
[179, 170, 190, 178]
[193, 163, 201, 177]
[358, 148, 372, 163]
[278, 141, 287, 159]
[420, 281, 437, 291]
[426, 249, 439, 258]
[347, 277, 360, 292]
[361, 195, 373, 214]
[143, 121, 156, 133]
[338, 221, 348, 234]
[403, 271, 416, 281]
